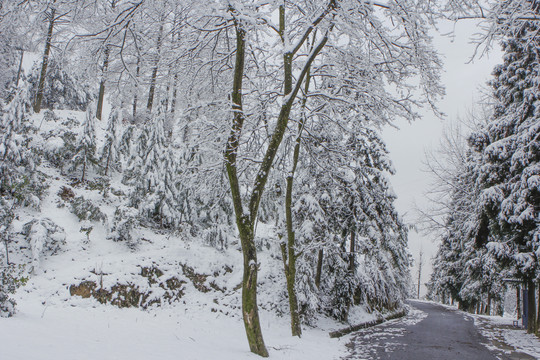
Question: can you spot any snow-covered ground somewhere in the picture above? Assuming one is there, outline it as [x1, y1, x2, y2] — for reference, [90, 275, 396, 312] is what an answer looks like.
[472, 314, 540, 359]
[1, 222, 356, 360]
[1, 296, 352, 360]
[1, 192, 356, 359]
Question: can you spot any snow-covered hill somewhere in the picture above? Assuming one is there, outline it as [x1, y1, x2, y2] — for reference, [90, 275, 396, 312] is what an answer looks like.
[1, 106, 380, 359]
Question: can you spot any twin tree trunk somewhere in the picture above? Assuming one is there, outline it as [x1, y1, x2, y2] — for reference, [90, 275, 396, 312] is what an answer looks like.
[225, 5, 332, 355]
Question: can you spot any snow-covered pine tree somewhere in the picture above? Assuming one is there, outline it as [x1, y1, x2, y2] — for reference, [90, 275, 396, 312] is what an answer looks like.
[290, 124, 410, 321]
[290, 190, 330, 323]
[0, 82, 40, 317]
[471, 10, 540, 332]
[127, 104, 180, 228]
[424, 122, 505, 313]
[0, 81, 41, 208]
[28, 58, 93, 112]
[71, 102, 97, 182]
[99, 106, 121, 175]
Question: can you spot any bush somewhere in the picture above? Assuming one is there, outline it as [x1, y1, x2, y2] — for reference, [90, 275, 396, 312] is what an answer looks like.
[108, 205, 139, 249]
[0, 264, 27, 318]
[70, 196, 107, 224]
[22, 218, 66, 271]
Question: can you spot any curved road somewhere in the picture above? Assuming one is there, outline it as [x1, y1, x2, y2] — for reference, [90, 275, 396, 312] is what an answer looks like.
[344, 300, 525, 360]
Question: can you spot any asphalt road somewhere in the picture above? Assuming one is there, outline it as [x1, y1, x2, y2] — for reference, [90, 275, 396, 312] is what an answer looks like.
[344, 300, 508, 360]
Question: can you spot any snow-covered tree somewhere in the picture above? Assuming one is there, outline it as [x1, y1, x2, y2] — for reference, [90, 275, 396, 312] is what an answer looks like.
[471, 10, 540, 333]
[27, 58, 93, 112]
[124, 104, 181, 228]
[71, 102, 97, 182]
[99, 106, 121, 175]
[0, 82, 42, 208]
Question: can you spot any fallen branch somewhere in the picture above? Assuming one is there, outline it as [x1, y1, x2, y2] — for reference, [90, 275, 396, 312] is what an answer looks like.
[329, 308, 408, 338]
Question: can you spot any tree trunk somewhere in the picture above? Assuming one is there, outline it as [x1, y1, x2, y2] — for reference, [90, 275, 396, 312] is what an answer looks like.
[527, 279, 536, 334]
[536, 284, 540, 335]
[349, 229, 355, 272]
[315, 249, 323, 289]
[34, 8, 56, 113]
[16, 49, 24, 87]
[280, 4, 314, 337]
[224, 5, 333, 356]
[486, 292, 491, 316]
[224, 22, 268, 358]
[146, 21, 164, 112]
[417, 249, 423, 300]
[283, 172, 302, 338]
[283, 137, 303, 337]
[133, 56, 140, 117]
[170, 72, 178, 114]
[239, 219, 267, 357]
[81, 152, 87, 182]
[163, 66, 172, 112]
[3, 238, 10, 265]
[96, 46, 110, 120]
[517, 285, 521, 319]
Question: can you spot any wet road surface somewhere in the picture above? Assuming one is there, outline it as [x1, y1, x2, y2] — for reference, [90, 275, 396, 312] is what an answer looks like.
[344, 300, 511, 360]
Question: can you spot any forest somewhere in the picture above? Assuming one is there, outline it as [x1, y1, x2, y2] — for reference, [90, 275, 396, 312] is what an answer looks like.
[0, 0, 539, 358]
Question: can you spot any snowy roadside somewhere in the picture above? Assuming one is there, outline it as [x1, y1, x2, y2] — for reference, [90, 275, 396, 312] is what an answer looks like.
[0, 295, 352, 360]
[470, 314, 540, 359]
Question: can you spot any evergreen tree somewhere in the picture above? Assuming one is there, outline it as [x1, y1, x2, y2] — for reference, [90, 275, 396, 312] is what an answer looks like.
[472, 12, 540, 332]
[0, 82, 40, 207]
[125, 104, 180, 228]
[99, 106, 121, 175]
[71, 102, 97, 182]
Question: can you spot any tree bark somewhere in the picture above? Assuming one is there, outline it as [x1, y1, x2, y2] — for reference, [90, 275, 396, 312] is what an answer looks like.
[16, 50, 24, 87]
[517, 285, 521, 319]
[3, 237, 9, 265]
[315, 249, 323, 289]
[133, 56, 140, 117]
[536, 284, 540, 335]
[349, 230, 355, 273]
[280, 3, 314, 338]
[224, 21, 268, 358]
[34, 7, 56, 113]
[170, 72, 178, 114]
[96, 47, 110, 120]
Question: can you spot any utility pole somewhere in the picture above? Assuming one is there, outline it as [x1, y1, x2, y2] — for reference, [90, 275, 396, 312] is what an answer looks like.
[417, 249, 424, 299]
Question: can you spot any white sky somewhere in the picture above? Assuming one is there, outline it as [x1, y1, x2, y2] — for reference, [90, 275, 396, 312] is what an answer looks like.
[383, 19, 503, 297]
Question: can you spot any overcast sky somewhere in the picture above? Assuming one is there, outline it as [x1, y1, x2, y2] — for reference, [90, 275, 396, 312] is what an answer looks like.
[382, 19, 503, 297]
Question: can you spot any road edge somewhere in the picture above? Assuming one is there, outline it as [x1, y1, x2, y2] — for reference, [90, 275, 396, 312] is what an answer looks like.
[329, 308, 408, 338]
